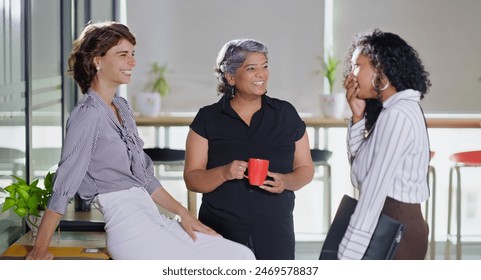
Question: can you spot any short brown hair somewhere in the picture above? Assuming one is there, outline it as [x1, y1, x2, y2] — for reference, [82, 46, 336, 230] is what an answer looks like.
[67, 21, 136, 93]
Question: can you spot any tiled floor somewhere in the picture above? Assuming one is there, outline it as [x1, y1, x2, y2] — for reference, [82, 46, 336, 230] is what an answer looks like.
[295, 241, 481, 260]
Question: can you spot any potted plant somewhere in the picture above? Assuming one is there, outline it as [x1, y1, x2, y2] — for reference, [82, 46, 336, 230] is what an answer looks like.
[136, 62, 170, 117]
[0, 172, 54, 240]
[318, 54, 346, 119]
[320, 55, 340, 95]
[147, 62, 170, 97]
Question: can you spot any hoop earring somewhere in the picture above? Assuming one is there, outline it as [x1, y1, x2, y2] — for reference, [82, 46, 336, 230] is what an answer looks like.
[371, 75, 389, 91]
[379, 81, 389, 91]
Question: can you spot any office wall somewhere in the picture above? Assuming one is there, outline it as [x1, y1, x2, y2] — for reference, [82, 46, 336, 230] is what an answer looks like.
[127, 0, 325, 113]
[333, 0, 481, 114]
[127, 0, 481, 115]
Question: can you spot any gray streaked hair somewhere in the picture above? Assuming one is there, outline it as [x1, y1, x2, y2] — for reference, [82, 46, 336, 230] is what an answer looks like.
[214, 39, 268, 98]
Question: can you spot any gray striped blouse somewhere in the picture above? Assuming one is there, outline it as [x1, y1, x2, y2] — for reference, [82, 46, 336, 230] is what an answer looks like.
[338, 89, 430, 260]
[47, 89, 161, 215]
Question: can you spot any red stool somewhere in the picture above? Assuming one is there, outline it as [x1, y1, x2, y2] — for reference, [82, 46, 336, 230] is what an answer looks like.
[445, 150, 481, 259]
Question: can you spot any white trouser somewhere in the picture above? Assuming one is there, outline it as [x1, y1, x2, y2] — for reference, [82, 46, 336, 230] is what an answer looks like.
[94, 187, 255, 260]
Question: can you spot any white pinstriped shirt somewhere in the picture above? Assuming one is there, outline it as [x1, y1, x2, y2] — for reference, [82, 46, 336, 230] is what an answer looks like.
[47, 89, 161, 215]
[338, 89, 430, 260]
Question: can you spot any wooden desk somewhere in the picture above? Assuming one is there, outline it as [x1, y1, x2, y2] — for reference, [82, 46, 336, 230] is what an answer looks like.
[304, 116, 481, 128]
[135, 115, 350, 148]
[0, 231, 109, 260]
[135, 114, 349, 128]
[1, 204, 108, 260]
[423, 117, 481, 128]
[135, 114, 481, 149]
[135, 114, 481, 128]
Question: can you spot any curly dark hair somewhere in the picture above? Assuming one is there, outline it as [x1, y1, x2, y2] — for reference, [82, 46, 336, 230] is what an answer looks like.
[343, 29, 431, 133]
[67, 21, 136, 93]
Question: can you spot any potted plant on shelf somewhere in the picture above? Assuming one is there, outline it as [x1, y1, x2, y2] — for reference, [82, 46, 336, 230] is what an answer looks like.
[0, 172, 54, 241]
[318, 54, 346, 119]
[136, 62, 170, 117]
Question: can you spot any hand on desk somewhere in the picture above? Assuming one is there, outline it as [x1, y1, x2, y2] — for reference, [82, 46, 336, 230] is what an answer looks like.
[25, 247, 54, 260]
[24, 209, 63, 260]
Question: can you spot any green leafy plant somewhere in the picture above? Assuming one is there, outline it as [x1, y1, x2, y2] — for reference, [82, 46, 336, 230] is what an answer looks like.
[318, 55, 340, 94]
[146, 62, 170, 97]
[0, 172, 54, 223]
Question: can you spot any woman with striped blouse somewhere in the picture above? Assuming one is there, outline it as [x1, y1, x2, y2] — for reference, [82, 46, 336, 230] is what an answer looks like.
[340, 29, 432, 260]
[25, 22, 254, 260]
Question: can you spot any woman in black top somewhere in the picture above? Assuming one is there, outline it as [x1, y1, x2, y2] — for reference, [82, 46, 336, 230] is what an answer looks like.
[184, 39, 314, 259]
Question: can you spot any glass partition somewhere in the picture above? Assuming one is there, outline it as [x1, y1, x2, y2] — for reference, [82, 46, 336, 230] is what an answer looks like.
[0, 0, 26, 253]
[30, 0, 63, 179]
[0, 0, 120, 254]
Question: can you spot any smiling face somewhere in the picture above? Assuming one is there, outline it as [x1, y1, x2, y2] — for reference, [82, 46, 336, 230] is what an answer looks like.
[351, 48, 377, 100]
[227, 52, 269, 97]
[95, 38, 136, 88]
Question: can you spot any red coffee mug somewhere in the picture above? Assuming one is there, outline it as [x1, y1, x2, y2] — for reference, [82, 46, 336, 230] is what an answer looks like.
[247, 158, 269, 186]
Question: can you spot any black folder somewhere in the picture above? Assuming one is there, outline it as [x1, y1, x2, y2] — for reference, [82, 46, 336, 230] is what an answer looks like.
[319, 195, 405, 260]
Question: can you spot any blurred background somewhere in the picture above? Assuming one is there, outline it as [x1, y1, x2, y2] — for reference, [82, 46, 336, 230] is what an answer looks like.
[1, 0, 480, 258]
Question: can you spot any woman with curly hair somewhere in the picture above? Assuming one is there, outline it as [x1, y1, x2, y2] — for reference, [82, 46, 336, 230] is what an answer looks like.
[340, 29, 432, 260]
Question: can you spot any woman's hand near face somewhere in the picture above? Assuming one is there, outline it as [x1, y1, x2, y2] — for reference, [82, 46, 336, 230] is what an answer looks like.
[344, 74, 365, 124]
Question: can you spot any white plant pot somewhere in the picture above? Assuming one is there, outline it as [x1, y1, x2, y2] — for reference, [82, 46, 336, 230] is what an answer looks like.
[320, 92, 346, 119]
[136, 92, 161, 117]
